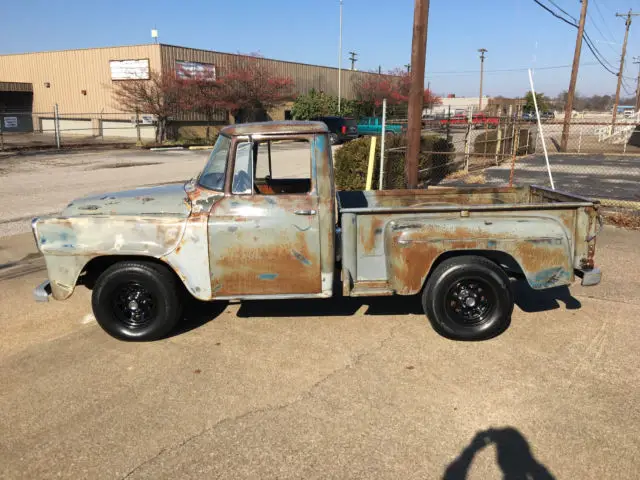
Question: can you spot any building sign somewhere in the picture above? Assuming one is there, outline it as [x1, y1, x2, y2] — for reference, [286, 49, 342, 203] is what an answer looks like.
[110, 59, 150, 80]
[3, 117, 18, 128]
[175, 61, 216, 80]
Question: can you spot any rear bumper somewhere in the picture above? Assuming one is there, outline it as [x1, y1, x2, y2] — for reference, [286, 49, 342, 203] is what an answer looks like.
[34, 280, 51, 302]
[576, 267, 602, 287]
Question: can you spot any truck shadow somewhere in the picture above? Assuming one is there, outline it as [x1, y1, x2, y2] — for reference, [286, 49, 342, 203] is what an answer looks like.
[171, 280, 581, 336]
[511, 279, 581, 312]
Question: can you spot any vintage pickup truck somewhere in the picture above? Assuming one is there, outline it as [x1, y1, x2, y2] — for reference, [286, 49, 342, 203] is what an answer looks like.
[31, 121, 601, 341]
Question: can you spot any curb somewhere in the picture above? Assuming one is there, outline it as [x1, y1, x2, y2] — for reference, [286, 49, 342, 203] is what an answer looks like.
[188, 145, 215, 150]
[149, 146, 186, 152]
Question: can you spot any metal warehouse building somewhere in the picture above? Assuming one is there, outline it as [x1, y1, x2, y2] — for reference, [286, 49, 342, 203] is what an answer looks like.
[0, 43, 377, 140]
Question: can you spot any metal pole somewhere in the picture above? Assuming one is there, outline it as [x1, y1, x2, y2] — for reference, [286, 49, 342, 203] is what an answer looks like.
[54, 103, 61, 149]
[405, 0, 430, 189]
[528, 69, 554, 189]
[135, 109, 141, 143]
[338, 0, 343, 113]
[478, 49, 487, 111]
[379, 98, 387, 190]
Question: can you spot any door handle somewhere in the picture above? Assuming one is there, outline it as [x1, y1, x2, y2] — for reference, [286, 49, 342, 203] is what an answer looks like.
[294, 209, 317, 215]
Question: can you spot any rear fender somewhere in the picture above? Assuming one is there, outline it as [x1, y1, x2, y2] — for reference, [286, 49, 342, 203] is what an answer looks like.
[385, 215, 573, 295]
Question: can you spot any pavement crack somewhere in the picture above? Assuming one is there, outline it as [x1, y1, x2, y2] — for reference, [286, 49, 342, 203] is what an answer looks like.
[119, 325, 399, 479]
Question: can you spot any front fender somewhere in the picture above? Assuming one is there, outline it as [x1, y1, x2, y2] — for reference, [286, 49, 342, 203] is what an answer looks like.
[385, 215, 573, 295]
[33, 215, 187, 300]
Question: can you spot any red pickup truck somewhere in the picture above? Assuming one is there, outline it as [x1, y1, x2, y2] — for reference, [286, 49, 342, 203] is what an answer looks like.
[440, 113, 499, 129]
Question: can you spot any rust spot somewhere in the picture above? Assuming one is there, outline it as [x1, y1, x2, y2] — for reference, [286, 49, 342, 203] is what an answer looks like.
[213, 232, 320, 296]
[514, 240, 568, 274]
[360, 216, 385, 255]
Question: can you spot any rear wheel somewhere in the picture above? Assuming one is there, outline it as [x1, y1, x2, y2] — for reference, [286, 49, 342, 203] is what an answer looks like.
[91, 261, 182, 341]
[329, 133, 339, 145]
[422, 256, 513, 340]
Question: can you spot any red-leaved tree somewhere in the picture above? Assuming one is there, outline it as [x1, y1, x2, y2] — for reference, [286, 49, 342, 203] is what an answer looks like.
[216, 54, 295, 123]
[353, 68, 441, 116]
[112, 70, 182, 142]
[177, 66, 222, 141]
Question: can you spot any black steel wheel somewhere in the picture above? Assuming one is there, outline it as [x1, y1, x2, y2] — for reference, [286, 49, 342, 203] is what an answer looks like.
[92, 261, 182, 341]
[422, 255, 513, 340]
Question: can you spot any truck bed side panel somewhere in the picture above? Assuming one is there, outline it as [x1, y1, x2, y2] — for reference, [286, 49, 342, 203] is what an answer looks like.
[385, 215, 574, 295]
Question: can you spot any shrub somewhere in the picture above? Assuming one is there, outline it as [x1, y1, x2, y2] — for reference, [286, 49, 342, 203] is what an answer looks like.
[334, 134, 455, 190]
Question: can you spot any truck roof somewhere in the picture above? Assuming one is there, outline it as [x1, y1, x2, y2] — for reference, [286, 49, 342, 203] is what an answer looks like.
[220, 120, 329, 137]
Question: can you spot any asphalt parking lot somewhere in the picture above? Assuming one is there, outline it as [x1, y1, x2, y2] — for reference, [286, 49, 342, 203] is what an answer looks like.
[1, 225, 639, 479]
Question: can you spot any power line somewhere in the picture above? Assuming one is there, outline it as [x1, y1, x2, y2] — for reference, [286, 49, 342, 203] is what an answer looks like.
[592, 0, 618, 42]
[587, 12, 620, 56]
[532, 0, 621, 77]
[547, 0, 577, 21]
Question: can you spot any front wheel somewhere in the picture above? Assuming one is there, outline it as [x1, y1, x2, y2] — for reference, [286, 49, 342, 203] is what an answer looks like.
[329, 133, 339, 145]
[91, 261, 183, 341]
[422, 255, 513, 340]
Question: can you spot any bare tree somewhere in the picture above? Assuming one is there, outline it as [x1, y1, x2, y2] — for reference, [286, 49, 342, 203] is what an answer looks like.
[112, 70, 181, 142]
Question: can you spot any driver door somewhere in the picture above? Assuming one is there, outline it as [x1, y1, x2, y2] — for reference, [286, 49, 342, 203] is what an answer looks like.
[207, 135, 322, 298]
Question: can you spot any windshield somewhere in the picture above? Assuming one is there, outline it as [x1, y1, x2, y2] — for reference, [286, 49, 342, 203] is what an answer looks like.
[198, 134, 230, 191]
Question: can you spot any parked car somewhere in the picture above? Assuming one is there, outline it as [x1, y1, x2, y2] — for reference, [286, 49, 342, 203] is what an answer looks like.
[357, 117, 405, 136]
[311, 116, 358, 144]
[439, 113, 499, 129]
[32, 120, 602, 342]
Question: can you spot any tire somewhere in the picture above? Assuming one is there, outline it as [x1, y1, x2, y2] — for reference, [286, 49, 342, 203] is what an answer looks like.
[422, 255, 513, 340]
[329, 133, 339, 145]
[91, 261, 183, 341]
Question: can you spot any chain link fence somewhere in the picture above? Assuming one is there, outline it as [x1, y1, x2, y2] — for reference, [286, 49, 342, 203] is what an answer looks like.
[0, 108, 156, 151]
[372, 102, 640, 212]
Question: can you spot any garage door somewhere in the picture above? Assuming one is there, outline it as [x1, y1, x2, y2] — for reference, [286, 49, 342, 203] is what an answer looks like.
[102, 120, 155, 140]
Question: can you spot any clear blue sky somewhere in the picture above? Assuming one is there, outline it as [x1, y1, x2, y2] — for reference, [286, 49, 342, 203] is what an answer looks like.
[2, 0, 639, 98]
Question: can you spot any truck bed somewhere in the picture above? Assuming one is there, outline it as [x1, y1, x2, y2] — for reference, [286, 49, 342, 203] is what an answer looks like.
[337, 185, 596, 212]
[337, 185, 600, 298]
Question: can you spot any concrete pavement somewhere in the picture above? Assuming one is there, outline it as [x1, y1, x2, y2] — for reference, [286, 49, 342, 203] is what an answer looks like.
[0, 226, 639, 479]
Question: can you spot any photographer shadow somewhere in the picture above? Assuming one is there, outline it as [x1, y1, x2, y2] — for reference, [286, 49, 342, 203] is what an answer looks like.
[443, 427, 555, 480]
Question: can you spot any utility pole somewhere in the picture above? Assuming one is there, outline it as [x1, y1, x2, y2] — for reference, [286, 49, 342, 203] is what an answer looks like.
[338, 0, 343, 113]
[561, 0, 588, 152]
[634, 56, 640, 112]
[405, 0, 429, 189]
[427, 80, 431, 110]
[612, 9, 639, 127]
[348, 51, 358, 70]
[405, 63, 411, 73]
[478, 48, 487, 111]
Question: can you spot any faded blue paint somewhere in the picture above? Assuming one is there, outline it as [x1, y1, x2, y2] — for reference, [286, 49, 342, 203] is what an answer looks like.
[62, 183, 190, 217]
[292, 250, 311, 266]
[258, 273, 278, 280]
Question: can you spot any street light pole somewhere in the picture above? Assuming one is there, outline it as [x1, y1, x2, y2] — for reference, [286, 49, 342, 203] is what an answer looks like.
[478, 48, 487, 111]
[338, 0, 343, 113]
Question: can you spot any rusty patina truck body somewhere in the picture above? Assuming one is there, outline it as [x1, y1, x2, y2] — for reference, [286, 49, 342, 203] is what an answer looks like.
[32, 121, 601, 341]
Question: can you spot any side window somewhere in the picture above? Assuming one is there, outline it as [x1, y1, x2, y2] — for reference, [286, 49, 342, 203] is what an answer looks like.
[231, 142, 253, 194]
[254, 139, 312, 195]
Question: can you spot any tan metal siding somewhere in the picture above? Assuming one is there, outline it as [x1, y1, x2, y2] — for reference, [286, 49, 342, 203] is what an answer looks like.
[0, 45, 161, 115]
[159, 44, 380, 100]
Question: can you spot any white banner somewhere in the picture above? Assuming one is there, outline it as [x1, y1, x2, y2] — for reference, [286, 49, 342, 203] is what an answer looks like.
[110, 59, 150, 80]
[176, 61, 216, 80]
